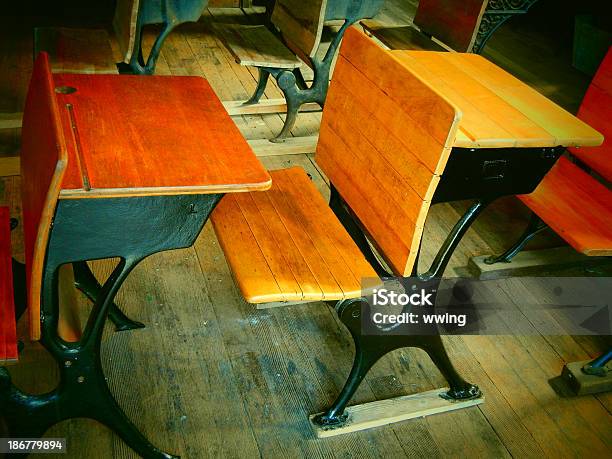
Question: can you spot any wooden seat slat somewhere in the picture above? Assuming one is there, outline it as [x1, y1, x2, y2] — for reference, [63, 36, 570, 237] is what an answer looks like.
[272, 169, 377, 293]
[211, 167, 378, 304]
[210, 194, 286, 303]
[0, 207, 18, 364]
[518, 157, 612, 257]
[215, 24, 302, 69]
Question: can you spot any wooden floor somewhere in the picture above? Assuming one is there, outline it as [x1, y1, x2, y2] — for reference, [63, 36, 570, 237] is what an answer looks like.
[1, 2, 611, 458]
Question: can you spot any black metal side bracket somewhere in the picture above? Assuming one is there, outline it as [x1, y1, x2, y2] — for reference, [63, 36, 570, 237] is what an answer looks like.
[315, 188, 492, 427]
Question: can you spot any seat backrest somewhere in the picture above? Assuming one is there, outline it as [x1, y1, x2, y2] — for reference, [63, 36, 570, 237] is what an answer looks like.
[271, 0, 328, 58]
[570, 46, 612, 182]
[21, 53, 68, 340]
[414, 0, 488, 52]
[315, 26, 461, 276]
[112, 0, 140, 63]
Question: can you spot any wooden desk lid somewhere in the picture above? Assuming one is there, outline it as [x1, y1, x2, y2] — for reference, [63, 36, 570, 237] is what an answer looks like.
[392, 51, 604, 149]
[53, 73, 271, 198]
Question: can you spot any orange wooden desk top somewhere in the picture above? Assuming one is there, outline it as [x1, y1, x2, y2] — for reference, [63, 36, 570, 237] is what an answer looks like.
[53, 73, 271, 198]
[392, 51, 604, 149]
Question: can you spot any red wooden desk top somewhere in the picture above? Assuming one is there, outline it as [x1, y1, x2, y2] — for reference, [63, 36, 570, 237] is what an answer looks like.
[53, 73, 271, 198]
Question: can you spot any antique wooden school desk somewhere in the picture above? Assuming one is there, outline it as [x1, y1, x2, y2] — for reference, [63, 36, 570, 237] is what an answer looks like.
[0, 53, 270, 458]
[212, 28, 604, 435]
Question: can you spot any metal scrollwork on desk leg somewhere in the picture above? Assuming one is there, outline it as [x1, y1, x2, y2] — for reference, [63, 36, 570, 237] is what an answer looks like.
[472, 0, 539, 54]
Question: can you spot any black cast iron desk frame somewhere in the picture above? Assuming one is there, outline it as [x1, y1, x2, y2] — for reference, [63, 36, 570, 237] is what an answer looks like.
[1, 193, 222, 459]
[314, 145, 564, 426]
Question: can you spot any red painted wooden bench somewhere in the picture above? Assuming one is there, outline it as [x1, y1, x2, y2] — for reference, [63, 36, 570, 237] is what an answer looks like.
[486, 46, 612, 265]
[0, 207, 18, 364]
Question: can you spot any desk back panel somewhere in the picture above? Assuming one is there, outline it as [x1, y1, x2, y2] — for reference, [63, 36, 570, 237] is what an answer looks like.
[315, 27, 460, 276]
[21, 53, 68, 340]
[414, 0, 488, 52]
[272, 0, 327, 58]
[570, 46, 612, 182]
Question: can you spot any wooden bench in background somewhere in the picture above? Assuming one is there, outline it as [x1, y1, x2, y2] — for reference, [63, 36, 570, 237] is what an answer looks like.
[471, 46, 612, 277]
[473, 47, 612, 394]
[361, 0, 538, 53]
[216, 0, 383, 153]
[35, 0, 210, 76]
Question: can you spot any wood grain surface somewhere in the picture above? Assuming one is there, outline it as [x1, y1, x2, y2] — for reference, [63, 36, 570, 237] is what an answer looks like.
[212, 167, 379, 303]
[315, 27, 460, 275]
[519, 156, 612, 256]
[393, 51, 604, 149]
[271, 0, 327, 58]
[570, 46, 612, 181]
[53, 73, 271, 198]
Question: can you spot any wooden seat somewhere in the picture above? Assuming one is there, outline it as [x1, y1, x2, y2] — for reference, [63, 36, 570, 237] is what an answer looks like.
[218, 24, 302, 69]
[0, 207, 18, 364]
[212, 167, 379, 304]
[518, 157, 612, 256]
[34, 0, 139, 74]
[34, 27, 119, 74]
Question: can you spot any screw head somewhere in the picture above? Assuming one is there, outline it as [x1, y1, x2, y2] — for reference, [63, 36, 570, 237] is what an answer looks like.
[64, 361, 72, 367]
[77, 376, 85, 383]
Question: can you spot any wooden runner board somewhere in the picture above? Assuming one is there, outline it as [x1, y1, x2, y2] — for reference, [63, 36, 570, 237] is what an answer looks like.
[310, 388, 484, 438]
